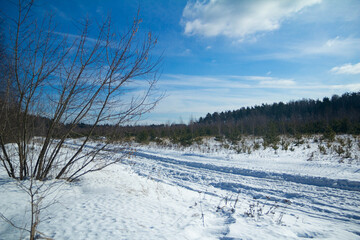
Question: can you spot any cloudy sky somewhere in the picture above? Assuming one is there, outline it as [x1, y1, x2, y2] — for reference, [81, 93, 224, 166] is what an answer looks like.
[2, 0, 360, 124]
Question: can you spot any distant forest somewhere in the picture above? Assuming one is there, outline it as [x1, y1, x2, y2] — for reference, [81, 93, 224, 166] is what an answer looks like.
[197, 92, 360, 135]
[2, 92, 360, 145]
[104, 91, 360, 145]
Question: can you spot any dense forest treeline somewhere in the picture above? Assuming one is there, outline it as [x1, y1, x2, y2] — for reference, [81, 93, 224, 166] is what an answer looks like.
[89, 91, 360, 145]
[2, 92, 360, 145]
[198, 92, 360, 135]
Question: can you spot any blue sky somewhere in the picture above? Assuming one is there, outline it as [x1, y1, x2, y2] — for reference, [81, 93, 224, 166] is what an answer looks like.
[2, 0, 360, 124]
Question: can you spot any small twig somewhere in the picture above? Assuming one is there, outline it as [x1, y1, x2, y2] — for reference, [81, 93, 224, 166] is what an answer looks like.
[0, 212, 30, 233]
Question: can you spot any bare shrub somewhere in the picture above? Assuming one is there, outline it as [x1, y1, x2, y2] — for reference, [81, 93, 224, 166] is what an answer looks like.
[0, 0, 162, 182]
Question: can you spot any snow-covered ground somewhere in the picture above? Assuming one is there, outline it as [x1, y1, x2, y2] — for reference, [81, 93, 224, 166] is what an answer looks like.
[1, 136, 360, 239]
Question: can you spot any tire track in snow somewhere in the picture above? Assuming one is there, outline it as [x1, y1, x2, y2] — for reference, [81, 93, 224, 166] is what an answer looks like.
[133, 150, 360, 192]
[125, 150, 360, 224]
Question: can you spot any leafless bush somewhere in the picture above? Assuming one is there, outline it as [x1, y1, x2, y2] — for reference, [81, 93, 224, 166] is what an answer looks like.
[0, 0, 162, 182]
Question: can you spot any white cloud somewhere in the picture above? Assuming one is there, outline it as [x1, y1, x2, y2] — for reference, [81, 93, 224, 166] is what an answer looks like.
[255, 37, 360, 60]
[259, 79, 296, 87]
[301, 37, 360, 56]
[328, 83, 360, 91]
[181, 0, 321, 41]
[160, 74, 360, 93]
[330, 62, 360, 75]
[160, 74, 296, 89]
[241, 76, 274, 81]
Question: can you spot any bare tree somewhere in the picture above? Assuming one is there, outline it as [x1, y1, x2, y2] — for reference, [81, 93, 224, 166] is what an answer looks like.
[1, 1, 162, 238]
[0, 0, 162, 181]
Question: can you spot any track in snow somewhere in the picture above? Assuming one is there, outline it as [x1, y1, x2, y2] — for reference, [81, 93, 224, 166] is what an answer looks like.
[122, 149, 360, 226]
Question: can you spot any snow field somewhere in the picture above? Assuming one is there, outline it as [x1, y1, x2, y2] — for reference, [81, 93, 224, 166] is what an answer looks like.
[1, 135, 360, 239]
[1, 163, 228, 239]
